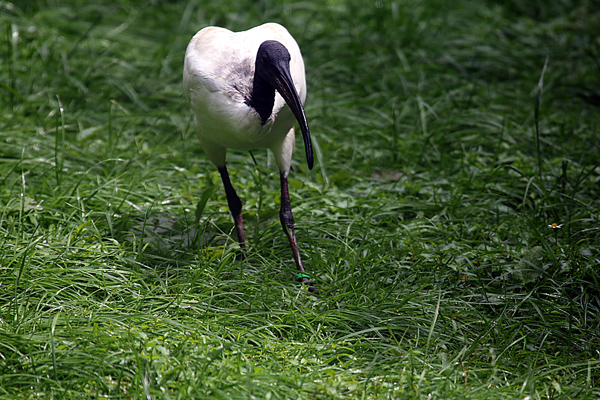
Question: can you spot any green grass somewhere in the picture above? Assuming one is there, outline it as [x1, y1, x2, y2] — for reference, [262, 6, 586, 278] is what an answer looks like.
[1, 0, 599, 398]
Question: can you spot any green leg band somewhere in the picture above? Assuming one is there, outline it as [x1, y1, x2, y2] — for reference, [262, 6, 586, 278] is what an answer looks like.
[296, 272, 311, 282]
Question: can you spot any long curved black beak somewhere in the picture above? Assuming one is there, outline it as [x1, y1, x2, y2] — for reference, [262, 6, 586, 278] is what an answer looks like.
[272, 65, 314, 170]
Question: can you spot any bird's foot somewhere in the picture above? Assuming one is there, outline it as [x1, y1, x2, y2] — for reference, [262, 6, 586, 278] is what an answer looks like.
[296, 273, 319, 294]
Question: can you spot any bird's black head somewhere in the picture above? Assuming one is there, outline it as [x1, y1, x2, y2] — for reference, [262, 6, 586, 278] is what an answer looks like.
[255, 40, 292, 84]
[248, 40, 313, 169]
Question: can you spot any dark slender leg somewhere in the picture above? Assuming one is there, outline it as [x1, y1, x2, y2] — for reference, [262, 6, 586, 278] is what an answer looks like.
[218, 166, 246, 250]
[280, 173, 318, 293]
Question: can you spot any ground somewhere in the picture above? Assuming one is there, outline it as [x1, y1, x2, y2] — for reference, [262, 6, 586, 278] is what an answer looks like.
[0, 0, 599, 398]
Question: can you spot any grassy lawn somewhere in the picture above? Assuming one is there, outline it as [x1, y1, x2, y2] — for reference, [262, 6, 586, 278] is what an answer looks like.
[1, 0, 599, 398]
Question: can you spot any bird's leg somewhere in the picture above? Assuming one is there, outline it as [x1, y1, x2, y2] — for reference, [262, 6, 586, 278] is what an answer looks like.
[280, 173, 318, 293]
[218, 166, 246, 251]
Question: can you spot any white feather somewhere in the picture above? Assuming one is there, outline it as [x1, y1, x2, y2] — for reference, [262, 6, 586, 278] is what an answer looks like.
[183, 23, 307, 175]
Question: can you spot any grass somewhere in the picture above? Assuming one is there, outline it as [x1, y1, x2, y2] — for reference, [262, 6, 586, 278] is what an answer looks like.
[1, 0, 599, 398]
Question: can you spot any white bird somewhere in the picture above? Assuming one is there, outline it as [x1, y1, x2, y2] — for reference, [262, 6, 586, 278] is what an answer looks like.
[183, 23, 316, 291]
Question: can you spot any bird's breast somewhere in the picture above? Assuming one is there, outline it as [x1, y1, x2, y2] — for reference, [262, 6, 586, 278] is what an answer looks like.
[187, 85, 293, 151]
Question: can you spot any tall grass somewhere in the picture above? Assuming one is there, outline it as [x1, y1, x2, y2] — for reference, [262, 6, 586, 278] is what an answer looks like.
[1, 0, 599, 398]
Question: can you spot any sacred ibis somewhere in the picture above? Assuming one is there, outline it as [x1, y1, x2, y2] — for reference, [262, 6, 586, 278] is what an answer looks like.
[183, 23, 316, 291]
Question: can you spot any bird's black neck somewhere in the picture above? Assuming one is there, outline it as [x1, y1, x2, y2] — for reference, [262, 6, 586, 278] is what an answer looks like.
[245, 75, 274, 125]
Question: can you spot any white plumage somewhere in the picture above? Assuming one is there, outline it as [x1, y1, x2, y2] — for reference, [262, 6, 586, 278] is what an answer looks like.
[183, 23, 316, 291]
[184, 23, 309, 174]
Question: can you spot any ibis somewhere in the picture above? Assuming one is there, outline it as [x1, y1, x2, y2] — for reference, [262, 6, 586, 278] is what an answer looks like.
[183, 23, 316, 291]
